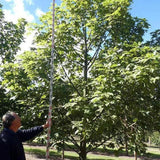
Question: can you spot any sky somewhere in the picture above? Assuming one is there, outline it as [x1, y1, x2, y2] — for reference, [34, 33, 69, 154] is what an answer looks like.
[0, 0, 61, 53]
[131, 0, 160, 40]
[0, 0, 61, 23]
[0, 0, 160, 52]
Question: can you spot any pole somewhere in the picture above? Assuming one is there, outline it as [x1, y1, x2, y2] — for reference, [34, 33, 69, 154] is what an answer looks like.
[46, 0, 55, 159]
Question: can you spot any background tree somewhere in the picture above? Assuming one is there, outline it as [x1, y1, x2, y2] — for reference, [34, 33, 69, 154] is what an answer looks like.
[0, 3, 27, 120]
[145, 29, 160, 47]
[91, 43, 160, 158]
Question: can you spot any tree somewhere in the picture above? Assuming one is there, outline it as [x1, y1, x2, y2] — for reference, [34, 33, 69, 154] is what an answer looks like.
[0, 3, 27, 119]
[0, 4, 26, 63]
[30, 0, 149, 159]
[91, 43, 160, 158]
[145, 29, 160, 47]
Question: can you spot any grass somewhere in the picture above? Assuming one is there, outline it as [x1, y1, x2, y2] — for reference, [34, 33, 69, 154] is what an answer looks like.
[24, 144, 160, 160]
[146, 146, 160, 159]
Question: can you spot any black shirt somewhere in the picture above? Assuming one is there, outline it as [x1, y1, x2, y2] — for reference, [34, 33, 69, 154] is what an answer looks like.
[0, 126, 43, 160]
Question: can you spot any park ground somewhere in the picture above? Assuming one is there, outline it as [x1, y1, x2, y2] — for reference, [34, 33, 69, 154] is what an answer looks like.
[24, 143, 160, 160]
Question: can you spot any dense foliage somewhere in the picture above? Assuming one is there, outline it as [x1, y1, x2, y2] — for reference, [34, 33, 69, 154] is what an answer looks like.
[0, 3, 27, 122]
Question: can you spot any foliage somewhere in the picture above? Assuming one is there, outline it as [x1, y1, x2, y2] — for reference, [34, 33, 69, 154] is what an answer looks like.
[0, 4, 27, 63]
[145, 29, 160, 47]
[150, 132, 160, 146]
[91, 43, 160, 154]
[0, 3, 27, 123]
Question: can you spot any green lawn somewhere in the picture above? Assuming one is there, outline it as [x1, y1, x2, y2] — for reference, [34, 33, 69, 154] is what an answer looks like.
[24, 144, 160, 160]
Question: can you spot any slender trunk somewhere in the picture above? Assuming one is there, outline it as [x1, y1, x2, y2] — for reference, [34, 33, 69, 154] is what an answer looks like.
[61, 140, 64, 159]
[148, 136, 151, 146]
[134, 151, 137, 160]
[79, 25, 88, 160]
[134, 146, 138, 160]
[79, 139, 87, 160]
[83, 26, 88, 95]
[124, 134, 128, 156]
[62, 150, 64, 160]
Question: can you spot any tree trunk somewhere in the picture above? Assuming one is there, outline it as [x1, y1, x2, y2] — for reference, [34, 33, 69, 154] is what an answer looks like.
[124, 134, 128, 156]
[134, 151, 137, 160]
[79, 22, 88, 160]
[79, 139, 87, 160]
[62, 149, 64, 160]
[125, 140, 128, 156]
[148, 136, 151, 146]
[134, 146, 138, 160]
[61, 140, 64, 159]
[83, 25, 88, 96]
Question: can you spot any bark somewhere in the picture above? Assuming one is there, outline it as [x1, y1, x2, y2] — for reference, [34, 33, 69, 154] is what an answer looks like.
[79, 139, 87, 160]
[124, 134, 129, 156]
[61, 140, 64, 160]
[134, 146, 138, 160]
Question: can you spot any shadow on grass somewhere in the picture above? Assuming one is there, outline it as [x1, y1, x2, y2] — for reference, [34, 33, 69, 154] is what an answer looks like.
[145, 153, 160, 159]
[25, 145, 160, 160]
[147, 145, 160, 149]
[88, 159, 114, 160]
[25, 148, 78, 160]
[25, 148, 116, 160]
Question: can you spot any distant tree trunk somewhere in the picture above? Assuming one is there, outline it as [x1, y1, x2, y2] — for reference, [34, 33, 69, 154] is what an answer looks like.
[134, 146, 138, 160]
[125, 138, 128, 156]
[148, 136, 151, 146]
[124, 133, 128, 156]
[61, 140, 64, 159]
[124, 116, 128, 156]
[62, 149, 64, 159]
[134, 151, 137, 160]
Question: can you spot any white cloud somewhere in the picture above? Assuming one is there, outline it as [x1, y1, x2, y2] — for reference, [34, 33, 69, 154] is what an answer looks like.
[4, 0, 35, 23]
[35, 8, 45, 17]
[25, 0, 34, 5]
[5, 0, 12, 2]
[3, 0, 38, 56]
[18, 27, 36, 55]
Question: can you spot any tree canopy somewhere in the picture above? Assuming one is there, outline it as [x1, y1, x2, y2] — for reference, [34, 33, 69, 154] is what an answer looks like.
[0, 3, 27, 120]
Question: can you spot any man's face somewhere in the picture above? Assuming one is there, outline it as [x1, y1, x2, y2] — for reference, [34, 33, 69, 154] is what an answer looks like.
[12, 113, 21, 129]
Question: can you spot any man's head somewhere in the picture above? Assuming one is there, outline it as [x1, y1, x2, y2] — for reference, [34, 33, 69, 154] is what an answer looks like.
[2, 111, 21, 132]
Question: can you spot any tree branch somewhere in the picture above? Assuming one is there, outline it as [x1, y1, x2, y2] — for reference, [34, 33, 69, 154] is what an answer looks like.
[88, 32, 109, 70]
[60, 63, 82, 97]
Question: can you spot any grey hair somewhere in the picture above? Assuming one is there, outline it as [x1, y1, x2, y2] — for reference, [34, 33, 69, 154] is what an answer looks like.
[2, 111, 16, 128]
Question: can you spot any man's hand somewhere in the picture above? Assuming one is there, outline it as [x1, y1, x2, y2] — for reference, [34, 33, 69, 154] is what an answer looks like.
[42, 120, 50, 129]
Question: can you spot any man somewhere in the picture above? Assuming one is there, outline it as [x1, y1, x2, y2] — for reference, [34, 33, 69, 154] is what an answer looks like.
[0, 111, 49, 160]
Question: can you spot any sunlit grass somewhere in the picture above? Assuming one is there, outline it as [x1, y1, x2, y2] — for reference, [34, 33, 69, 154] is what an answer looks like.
[24, 144, 160, 160]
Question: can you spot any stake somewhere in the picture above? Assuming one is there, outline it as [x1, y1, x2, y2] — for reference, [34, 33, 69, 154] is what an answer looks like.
[46, 0, 55, 159]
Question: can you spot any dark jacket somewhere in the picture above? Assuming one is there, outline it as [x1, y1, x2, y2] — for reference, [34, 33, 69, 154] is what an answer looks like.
[0, 126, 43, 160]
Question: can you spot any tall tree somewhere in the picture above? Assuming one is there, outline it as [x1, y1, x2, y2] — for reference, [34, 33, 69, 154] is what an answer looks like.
[28, 0, 149, 159]
[0, 3, 26, 118]
[91, 43, 160, 157]
[0, 4, 26, 63]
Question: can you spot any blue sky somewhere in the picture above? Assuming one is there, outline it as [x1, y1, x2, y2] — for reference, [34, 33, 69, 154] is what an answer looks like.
[131, 0, 160, 40]
[1, 0, 160, 36]
[0, 0, 61, 23]
[1, 0, 160, 51]
[0, 0, 61, 53]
